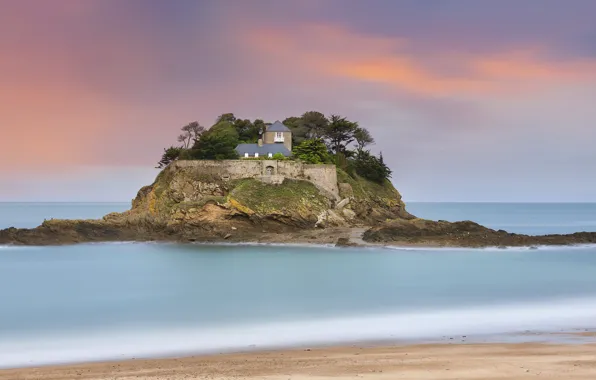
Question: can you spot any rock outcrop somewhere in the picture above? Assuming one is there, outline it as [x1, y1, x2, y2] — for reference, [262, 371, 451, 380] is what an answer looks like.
[363, 219, 596, 247]
[3, 161, 593, 248]
[0, 162, 412, 246]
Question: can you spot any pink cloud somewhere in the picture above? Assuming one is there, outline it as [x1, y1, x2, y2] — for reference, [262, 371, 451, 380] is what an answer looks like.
[245, 24, 596, 97]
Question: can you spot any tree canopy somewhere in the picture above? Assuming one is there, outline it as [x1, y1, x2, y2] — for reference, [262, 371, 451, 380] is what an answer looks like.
[353, 127, 375, 152]
[177, 121, 205, 149]
[156, 111, 391, 182]
[325, 114, 359, 154]
[188, 121, 239, 160]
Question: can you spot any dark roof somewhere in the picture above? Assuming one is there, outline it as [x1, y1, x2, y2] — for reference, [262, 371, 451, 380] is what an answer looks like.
[266, 120, 291, 132]
[236, 143, 291, 156]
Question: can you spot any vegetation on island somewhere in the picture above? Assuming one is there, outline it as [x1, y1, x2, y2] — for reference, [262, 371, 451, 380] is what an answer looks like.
[157, 111, 391, 183]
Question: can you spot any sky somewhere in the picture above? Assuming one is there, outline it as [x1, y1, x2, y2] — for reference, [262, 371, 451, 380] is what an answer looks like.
[1, 0, 595, 202]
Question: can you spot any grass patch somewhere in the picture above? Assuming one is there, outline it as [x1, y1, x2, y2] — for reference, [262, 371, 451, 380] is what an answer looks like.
[228, 178, 329, 215]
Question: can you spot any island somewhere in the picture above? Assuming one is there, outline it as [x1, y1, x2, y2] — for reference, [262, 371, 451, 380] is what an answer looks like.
[2, 112, 595, 248]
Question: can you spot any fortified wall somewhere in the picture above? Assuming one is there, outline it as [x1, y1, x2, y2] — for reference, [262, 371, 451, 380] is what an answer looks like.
[170, 160, 340, 200]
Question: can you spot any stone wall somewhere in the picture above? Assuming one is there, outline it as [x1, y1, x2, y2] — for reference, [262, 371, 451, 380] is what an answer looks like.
[170, 160, 339, 200]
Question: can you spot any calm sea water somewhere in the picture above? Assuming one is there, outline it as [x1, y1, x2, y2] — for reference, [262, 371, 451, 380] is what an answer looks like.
[1, 202, 596, 368]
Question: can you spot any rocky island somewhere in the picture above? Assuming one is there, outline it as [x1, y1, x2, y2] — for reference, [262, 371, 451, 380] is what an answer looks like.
[1, 112, 595, 248]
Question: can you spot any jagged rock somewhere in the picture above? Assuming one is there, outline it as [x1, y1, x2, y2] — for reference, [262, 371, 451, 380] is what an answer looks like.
[338, 183, 353, 198]
[363, 219, 596, 248]
[335, 198, 350, 210]
[342, 208, 356, 220]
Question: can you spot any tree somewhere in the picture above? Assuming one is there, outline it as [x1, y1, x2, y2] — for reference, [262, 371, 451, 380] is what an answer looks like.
[233, 119, 259, 143]
[283, 116, 309, 146]
[253, 119, 267, 137]
[156, 146, 183, 168]
[353, 127, 375, 152]
[282, 116, 301, 129]
[300, 111, 329, 139]
[215, 113, 236, 124]
[177, 121, 205, 148]
[324, 114, 358, 154]
[352, 150, 392, 183]
[292, 139, 332, 164]
[189, 122, 239, 160]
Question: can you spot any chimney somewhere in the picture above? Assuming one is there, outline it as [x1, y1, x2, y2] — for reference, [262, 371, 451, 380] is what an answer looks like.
[258, 138, 263, 147]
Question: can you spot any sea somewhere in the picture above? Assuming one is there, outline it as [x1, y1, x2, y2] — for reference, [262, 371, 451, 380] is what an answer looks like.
[1, 202, 596, 368]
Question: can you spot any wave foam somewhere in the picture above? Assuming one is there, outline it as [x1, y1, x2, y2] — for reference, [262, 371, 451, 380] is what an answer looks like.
[2, 297, 596, 369]
[384, 244, 596, 252]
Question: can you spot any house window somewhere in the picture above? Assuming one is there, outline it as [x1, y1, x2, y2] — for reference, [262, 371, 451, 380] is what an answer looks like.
[255, 152, 259, 158]
[274, 132, 284, 142]
[268, 153, 273, 158]
[244, 153, 249, 158]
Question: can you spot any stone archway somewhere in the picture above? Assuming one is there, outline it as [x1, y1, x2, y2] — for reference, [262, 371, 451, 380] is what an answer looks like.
[265, 165, 274, 176]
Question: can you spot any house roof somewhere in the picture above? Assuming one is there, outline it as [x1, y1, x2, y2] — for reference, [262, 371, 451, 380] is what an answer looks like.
[266, 120, 291, 132]
[236, 143, 292, 156]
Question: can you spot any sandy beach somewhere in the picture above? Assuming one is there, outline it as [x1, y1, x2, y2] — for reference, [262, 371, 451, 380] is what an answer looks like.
[2, 342, 596, 380]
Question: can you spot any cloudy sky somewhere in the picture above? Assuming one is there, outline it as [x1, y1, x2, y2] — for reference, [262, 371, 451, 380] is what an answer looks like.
[1, 0, 595, 202]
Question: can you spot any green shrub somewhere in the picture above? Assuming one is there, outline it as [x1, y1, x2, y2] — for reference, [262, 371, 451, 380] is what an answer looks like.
[156, 146, 183, 168]
[292, 138, 332, 164]
[352, 150, 392, 183]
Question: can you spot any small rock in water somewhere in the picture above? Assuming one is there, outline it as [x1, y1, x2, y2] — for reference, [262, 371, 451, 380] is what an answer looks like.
[335, 237, 357, 247]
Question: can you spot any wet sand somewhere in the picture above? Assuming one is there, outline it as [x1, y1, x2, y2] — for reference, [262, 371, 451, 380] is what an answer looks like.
[2, 343, 596, 380]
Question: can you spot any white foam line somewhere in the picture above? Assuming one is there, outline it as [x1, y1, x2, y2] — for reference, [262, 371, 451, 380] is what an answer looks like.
[0, 245, 40, 250]
[2, 297, 596, 369]
[384, 244, 596, 252]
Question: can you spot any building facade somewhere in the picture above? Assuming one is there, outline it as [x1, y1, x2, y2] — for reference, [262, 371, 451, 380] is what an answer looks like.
[236, 120, 292, 158]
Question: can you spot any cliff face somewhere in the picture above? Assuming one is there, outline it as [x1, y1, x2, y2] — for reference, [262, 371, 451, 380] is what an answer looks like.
[336, 169, 412, 222]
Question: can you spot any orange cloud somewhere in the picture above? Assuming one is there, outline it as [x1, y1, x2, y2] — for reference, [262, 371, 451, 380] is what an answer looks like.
[246, 24, 596, 97]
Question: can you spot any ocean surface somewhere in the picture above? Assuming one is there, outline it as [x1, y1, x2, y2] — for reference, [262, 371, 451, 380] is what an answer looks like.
[1, 202, 596, 368]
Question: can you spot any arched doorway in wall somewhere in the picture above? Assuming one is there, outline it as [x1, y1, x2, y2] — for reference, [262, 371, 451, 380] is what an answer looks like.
[265, 165, 275, 176]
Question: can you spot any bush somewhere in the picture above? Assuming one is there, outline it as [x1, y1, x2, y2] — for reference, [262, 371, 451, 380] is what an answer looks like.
[272, 153, 286, 160]
[156, 146, 183, 168]
[292, 138, 332, 164]
[352, 150, 392, 183]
